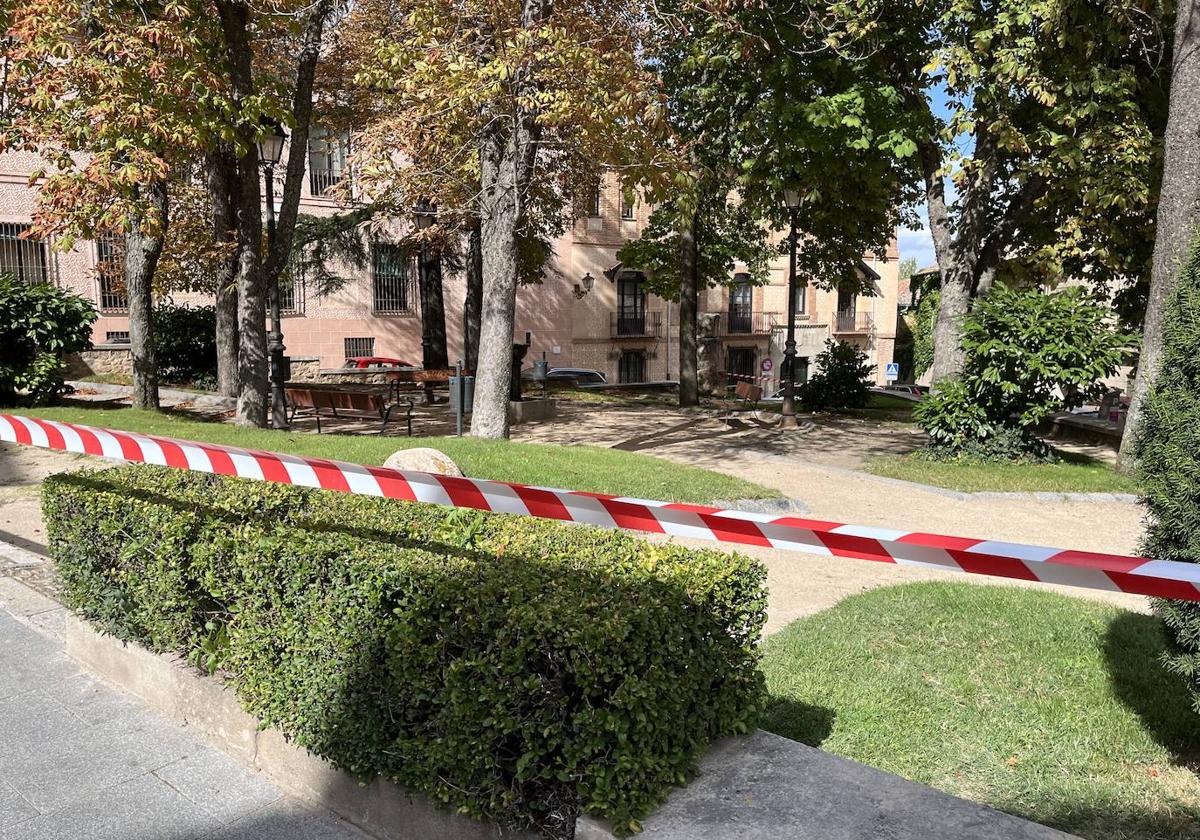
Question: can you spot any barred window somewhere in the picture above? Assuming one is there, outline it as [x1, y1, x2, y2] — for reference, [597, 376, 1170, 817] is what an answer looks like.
[618, 350, 646, 384]
[344, 336, 374, 360]
[278, 275, 301, 315]
[105, 331, 130, 345]
[96, 233, 128, 311]
[372, 243, 415, 314]
[0, 222, 48, 285]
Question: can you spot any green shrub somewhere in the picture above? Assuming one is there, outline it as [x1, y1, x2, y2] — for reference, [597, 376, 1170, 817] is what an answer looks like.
[153, 301, 217, 389]
[916, 285, 1132, 460]
[1134, 237, 1200, 713]
[0, 277, 96, 406]
[42, 467, 767, 836]
[799, 340, 874, 410]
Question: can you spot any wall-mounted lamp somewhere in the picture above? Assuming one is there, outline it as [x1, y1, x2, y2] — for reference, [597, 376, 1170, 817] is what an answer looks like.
[573, 272, 595, 300]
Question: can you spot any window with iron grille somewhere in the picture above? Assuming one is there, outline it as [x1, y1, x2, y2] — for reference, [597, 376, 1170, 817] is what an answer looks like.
[278, 275, 301, 315]
[726, 347, 756, 386]
[618, 350, 646, 384]
[344, 336, 374, 360]
[0, 223, 48, 285]
[372, 243, 414, 314]
[96, 233, 128, 311]
[105, 331, 131, 345]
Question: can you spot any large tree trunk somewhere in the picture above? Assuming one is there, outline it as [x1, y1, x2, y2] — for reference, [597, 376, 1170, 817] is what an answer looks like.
[1119, 0, 1200, 470]
[471, 131, 523, 438]
[261, 0, 331, 289]
[678, 212, 699, 407]
[920, 134, 971, 385]
[419, 246, 449, 370]
[464, 223, 483, 370]
[469, 0, 551, 439]
[218, 0, 267, 427]
[915, 119, 1043, 385]
[207, 146, 240, 397]
[928, 266, 971, 383]
[124, 180, 168, 411]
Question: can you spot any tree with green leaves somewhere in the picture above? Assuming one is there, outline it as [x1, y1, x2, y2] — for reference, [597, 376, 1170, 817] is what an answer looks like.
[830, 0, 1169, 383]
[617, 188, 775, 405]
[631, 0, 919, 405]
[914, 285, 1134, 459]
[3, 0, 231, 409]
[1119, 0, 1200, 470]
[1134, 237, 1200, 711]
[342, 0, 668, 438]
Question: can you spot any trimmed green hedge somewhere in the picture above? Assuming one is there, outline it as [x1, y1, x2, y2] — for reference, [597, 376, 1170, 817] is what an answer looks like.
[43, 467, 766, 836]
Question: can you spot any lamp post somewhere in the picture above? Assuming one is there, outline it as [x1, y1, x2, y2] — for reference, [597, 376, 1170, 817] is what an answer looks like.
[415, 199, 435, 371]
[258, 119, 288, 431]
[781, 185, 803, 429]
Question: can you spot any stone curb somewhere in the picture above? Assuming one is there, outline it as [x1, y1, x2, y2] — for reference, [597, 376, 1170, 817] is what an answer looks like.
[710, 497, 809, 515]
[58, 611, 534, 840]
[67, 379, 236, 410]
[817, 465, 1138, 504]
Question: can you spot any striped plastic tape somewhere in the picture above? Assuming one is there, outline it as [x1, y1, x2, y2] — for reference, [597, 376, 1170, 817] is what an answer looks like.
[1, 412, 1195, 602]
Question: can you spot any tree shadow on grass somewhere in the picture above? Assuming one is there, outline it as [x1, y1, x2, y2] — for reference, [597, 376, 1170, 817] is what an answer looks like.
[1102, 611, 1200, 769]
[758, 695, 836, 749]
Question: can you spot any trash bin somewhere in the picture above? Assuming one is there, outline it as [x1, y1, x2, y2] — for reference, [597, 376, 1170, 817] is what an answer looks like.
[532, 359, 549, 383]
[449, 375, 475, 414]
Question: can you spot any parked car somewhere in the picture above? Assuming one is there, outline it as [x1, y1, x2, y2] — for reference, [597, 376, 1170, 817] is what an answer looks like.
[343, 356, 411, 369]
[521, 366, 608, 385]
[871, 384, 927, 401]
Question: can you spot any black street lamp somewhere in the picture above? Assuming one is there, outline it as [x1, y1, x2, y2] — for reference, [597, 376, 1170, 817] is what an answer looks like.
[258, 119, 289, 431]
[781, 185, 803, 429]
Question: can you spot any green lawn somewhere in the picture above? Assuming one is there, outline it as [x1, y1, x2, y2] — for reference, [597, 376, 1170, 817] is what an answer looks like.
[761, 582, 1200, 840]
[13, 405, 778, 503]
[834, 391, 917, 421]
[866, 449, 1138, 494]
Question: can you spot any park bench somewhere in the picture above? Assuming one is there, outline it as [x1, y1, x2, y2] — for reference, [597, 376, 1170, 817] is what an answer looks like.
[285, 385, 413, 435]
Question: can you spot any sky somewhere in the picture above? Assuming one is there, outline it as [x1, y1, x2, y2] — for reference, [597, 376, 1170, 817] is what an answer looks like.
[895, 85, 965, 271]
[899, 205, 936, 270]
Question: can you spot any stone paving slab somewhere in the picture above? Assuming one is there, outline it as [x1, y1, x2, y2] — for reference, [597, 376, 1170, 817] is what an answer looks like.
[0, 608, 369, 840]
[578, 730, 1078, 840]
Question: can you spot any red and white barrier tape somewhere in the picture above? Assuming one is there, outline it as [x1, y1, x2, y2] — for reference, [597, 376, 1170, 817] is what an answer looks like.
[2, 413, 1196, 602]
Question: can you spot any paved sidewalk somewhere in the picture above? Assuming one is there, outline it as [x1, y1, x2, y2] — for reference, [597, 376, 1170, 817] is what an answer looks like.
[0, 604, 369, 840]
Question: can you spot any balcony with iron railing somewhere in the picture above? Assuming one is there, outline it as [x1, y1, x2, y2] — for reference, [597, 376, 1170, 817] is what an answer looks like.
[610, 310, 664, 338]
[309, 168, 346, 196]
[712, 308, 780, 336]
[832, 310, 874, 333]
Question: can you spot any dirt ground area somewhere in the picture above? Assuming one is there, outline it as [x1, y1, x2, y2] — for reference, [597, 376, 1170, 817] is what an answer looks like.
[1, 394, 1149, 633]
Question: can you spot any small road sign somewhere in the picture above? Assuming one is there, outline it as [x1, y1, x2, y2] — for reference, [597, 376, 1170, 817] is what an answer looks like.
[885, 362, 900, 382]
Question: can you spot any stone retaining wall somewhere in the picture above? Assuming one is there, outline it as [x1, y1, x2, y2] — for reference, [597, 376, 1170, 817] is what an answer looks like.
[65, 345, 133, 379]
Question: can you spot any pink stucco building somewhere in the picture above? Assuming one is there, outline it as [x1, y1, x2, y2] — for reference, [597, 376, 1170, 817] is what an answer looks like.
[0, 145, 901, 388]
